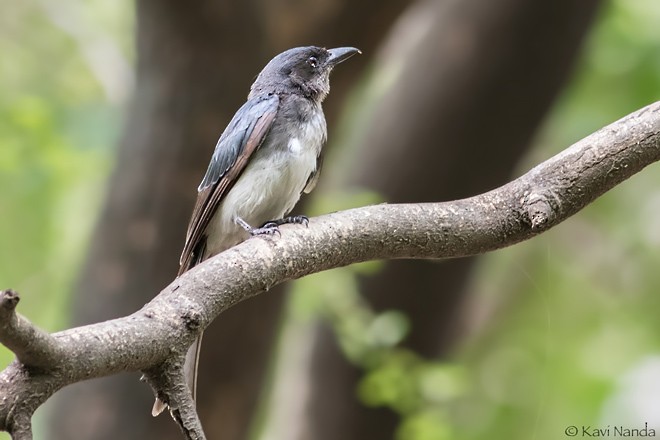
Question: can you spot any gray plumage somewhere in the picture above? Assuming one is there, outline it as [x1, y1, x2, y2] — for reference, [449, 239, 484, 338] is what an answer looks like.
[203, 94, 327, 253]
[152, 45, 359, 416]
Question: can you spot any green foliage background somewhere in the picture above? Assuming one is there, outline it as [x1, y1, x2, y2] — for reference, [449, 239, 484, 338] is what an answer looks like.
[460, 2, 660, 438]
[0, 0, 132, 336]
[1, 0, 660, 439]
[282, 1, 660, 439]
[0, 1, 132, 436]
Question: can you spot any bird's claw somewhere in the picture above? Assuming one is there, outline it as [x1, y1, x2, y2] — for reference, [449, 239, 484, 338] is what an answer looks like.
[236, 215, 308, 239]
[235, 216, 279, 237]
[251, 222, 281, 237]
[271, 215, 309, 227]
[287, 215, 309, 227]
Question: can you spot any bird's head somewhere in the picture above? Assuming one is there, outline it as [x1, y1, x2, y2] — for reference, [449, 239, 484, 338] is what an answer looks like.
[249, 46, 360, 102]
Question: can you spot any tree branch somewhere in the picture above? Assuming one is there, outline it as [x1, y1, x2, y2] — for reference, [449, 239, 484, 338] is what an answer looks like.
[0, 290, 63, 369]
[1, 101, 659, 438]
[142, 356, 205, 439]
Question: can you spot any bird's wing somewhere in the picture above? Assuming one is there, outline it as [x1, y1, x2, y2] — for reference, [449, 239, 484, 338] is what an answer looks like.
[178, 94, 280, 274]
[303, 153, 324, 194]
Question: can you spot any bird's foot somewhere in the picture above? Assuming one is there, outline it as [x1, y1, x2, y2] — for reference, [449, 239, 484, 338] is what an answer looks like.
[236, 217, 281, 237]
[268, 215, 309, 227]
[235, 215, 309, 238]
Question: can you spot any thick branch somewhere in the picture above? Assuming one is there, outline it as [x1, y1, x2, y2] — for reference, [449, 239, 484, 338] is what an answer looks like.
[1, 101, 659, 437]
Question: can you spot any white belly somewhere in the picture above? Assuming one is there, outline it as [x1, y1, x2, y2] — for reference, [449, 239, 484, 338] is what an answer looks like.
[204, 135, 320, 256]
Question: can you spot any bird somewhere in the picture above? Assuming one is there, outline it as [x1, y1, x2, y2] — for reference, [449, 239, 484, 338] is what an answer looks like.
[152, 46, 360, 416]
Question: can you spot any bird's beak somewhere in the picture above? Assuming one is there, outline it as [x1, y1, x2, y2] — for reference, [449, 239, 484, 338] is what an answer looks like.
[326, 47, 361, 66]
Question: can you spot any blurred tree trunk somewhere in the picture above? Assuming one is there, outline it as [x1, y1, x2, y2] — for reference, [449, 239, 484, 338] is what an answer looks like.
[299, 0, 602, 438]
[48, 0, 409, 439]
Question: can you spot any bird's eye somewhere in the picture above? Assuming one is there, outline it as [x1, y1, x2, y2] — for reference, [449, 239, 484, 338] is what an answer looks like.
[307, 56, 318, 68]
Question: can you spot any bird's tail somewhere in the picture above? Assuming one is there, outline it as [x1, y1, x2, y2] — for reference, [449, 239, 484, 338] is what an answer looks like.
[184, 334, 203, 402]
[152, 395, 167, 417]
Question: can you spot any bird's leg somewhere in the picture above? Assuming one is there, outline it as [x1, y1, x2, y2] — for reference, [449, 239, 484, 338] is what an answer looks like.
[235, 216, 281, 237]
[265, 215, 309, 227]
